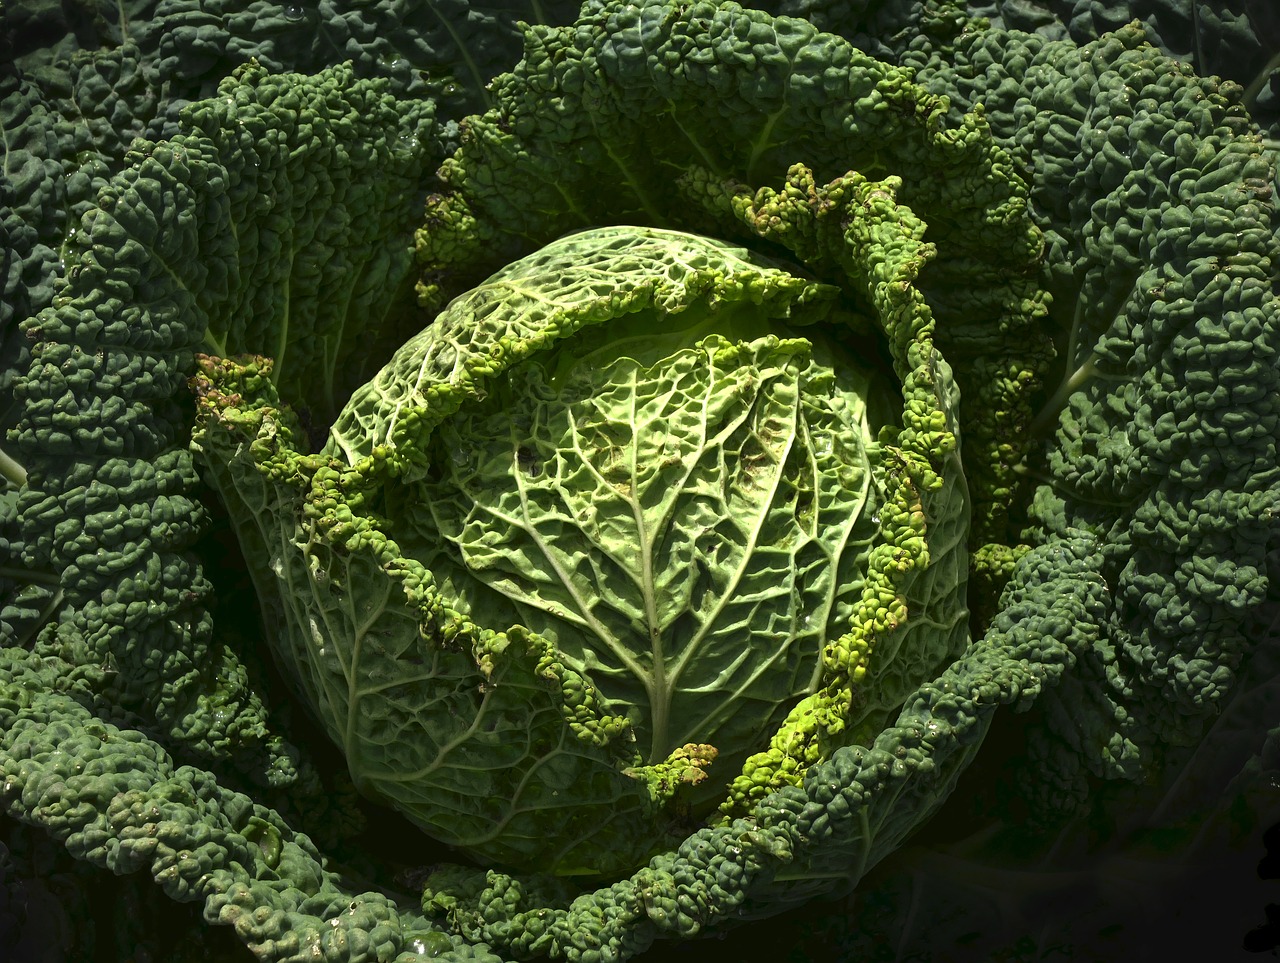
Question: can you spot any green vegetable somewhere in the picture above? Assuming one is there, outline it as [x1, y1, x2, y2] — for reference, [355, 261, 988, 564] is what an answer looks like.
[2, 1, 1277, 960]
[194, 215, 971, 875]
[0, 0, 584, 478]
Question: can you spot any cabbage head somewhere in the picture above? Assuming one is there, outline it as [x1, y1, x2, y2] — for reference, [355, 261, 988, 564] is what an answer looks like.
[194, 214, 973, 877]
[8, 0, 1274, 957]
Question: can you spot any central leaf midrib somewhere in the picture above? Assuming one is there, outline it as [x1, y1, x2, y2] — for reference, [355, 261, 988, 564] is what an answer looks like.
[628, 362, 671, 763]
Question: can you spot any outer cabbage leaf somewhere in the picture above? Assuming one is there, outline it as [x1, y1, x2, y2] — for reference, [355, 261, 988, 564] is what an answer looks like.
[955, 0, 1280, 140]
[5, 59, 434, 772]
[893, 8, 1280, 816]
[761, 0, 1280, 140]
[0, 62, 493, 962]
[0, 0, 583, 450]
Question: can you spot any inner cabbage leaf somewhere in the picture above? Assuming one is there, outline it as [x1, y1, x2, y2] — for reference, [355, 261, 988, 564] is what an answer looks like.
[404, 303, 892, 787]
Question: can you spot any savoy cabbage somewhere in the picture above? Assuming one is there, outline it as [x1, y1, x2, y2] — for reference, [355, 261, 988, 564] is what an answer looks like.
[2, 0, 1279, 960]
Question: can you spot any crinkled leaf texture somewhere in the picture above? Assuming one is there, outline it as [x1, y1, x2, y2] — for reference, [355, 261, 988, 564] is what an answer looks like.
[1, 60, 493, 963]
[2, 0, 1278, 961]
[395, 0, 1274, 956]
[195, 220, 971, 876]
[893, 3, 1280, 813]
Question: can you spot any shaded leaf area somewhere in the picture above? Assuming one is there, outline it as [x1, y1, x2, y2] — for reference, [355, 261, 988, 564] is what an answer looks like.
[0, 814, 255, 963]
[762, 0, 1280, 140]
